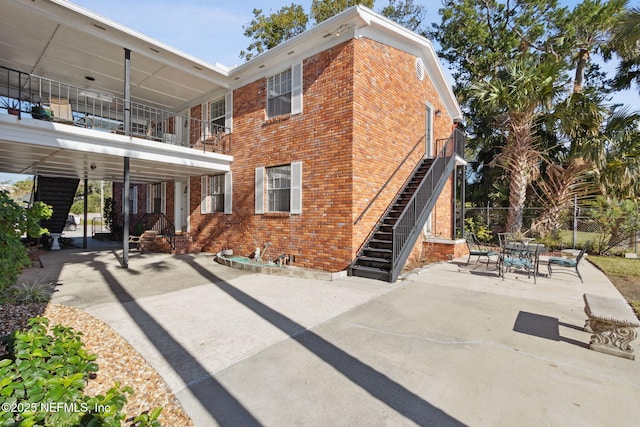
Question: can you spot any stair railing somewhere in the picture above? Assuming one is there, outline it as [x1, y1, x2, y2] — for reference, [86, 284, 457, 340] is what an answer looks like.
[354, 136, 425, 225]
[130, 213, 176, 251]
[390, 129, 465, 281]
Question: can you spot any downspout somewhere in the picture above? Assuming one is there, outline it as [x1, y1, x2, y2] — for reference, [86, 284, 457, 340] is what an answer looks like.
[122, 48, 131, 268]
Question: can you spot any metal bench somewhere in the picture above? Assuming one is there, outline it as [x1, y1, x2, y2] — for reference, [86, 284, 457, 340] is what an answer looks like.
[583, 293, 640, 360]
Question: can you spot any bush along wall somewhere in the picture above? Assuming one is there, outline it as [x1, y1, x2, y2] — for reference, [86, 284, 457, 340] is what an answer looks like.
[0, 317, 162, 427]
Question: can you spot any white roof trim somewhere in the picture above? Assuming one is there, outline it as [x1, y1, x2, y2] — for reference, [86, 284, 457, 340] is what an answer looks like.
[228, 5, 462, 122]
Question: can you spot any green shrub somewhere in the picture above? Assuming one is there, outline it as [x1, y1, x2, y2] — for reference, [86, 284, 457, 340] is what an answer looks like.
[464, 217, 492, 242]
[0, 191, 52, 302]
[0, 317, 162, 426]
[13, 279, 55, 304]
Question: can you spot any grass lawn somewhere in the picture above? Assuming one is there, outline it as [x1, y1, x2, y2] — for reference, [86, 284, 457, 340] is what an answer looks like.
[557, 231, 639, 254]
[589, 255, 640, 316]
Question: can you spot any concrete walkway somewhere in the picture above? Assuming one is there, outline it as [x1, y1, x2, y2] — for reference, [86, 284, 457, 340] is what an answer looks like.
[17, 240, 640, 426]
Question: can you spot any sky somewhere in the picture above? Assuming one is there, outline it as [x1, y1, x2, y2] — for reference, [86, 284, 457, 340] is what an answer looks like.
[1, 0, 638, 183]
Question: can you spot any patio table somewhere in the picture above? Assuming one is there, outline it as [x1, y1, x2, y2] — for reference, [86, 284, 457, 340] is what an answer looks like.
[501, 240, 547, 281]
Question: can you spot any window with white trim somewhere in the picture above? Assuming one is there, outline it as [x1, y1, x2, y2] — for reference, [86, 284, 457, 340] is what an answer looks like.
[255, 162, 302, 214]
[267, 69, 292, 118]
[201, 172, 232, 214]
[209, 98, 225, 128]
[267, 165, 291, 212]
[146, 182, 166, 214]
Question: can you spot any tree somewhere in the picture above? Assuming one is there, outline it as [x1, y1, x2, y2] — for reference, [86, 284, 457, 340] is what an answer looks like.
[469, 57, 565, 233]
[240, 0, 428, 61]
[429, 0, 566, 85]
[379, 0, 427, 33]
[588, 196, 640, 254]
[596, 109, 640, 198]
[562, 0, 628, 93]
[10, 179, 34, 202]
[611, 7, 640, 94]
[0, 191, 52, 300]
[311, 0, 374, 24]
[431, 0, 636, 238]
[240, 4, 309, 61]
[530, 158, 594, 237]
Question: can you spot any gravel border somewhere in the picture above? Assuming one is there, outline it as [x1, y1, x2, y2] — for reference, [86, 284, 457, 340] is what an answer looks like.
[0, 303, 193, 426]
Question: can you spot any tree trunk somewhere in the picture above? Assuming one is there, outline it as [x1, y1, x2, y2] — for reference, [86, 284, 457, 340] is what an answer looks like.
[504, 117, 539, 233]
[506, 158, 528, 233]
[573, 49, 590, 94]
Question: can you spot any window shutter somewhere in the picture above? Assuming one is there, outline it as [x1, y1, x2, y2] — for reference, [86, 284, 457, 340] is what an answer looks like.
[161, 182, 167, 214]
[200, 176, 210, 214]
[225, 92, 233, 133]
[291, 62, 303, 115]
[224, 171, 233, 214]
[255, 167, 264, 214]
[291, 161, 302, 214]
[146, 184, 152, 213]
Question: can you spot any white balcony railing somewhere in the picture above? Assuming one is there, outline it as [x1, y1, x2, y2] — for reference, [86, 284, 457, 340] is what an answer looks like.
[0, 65, 230, 154]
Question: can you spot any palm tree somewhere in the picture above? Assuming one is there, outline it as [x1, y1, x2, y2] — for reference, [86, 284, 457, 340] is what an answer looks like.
[564, 0, 628, 93]
[611, 7, 640, 94]
[470, 57, 565, 233]
[597, 108, 640, 198]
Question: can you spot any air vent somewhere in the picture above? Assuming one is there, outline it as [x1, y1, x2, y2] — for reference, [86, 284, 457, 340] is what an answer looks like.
[415, 58, 425, 81]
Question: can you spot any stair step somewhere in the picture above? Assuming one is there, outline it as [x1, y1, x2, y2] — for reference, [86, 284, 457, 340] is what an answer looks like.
[349, 265, 391, 281]
[375, 229, 393, 236]
[351, 149, 452, 283]
[369, 238, 392, 247]
[363, 248, 392, 259]
[358, 255, 391, 263]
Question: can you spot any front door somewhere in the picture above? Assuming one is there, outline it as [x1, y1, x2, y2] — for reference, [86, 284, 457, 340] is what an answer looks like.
[425, 102, 434, 158]
[174, 180, 189, 232]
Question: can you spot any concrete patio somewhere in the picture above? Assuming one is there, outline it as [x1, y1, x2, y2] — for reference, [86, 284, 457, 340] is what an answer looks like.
[16, 240, 640, 426]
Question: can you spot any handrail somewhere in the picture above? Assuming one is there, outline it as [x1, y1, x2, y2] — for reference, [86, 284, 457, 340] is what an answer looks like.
[390, 129, 465, 280]
[129, 213, 177, 251]
[0, 65, 231, 154]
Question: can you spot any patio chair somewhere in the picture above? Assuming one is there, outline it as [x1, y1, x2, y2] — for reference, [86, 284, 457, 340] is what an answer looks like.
[48, 97, 74, 123]
[464, 232, 498, 266]
[498, 233, 539, 283]
[547, 241, 590, 283]
[48, 97, 92, 128]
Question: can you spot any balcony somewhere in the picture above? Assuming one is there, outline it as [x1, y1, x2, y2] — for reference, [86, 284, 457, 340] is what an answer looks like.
[0, 66, 230, 155]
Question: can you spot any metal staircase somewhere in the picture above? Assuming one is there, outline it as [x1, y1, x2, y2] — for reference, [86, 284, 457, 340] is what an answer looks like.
[34, 176, 79, 235]
[349, 130, 465, 282]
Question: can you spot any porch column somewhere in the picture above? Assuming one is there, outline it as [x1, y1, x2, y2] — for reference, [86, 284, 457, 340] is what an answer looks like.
[122, 48, 131, 268]
[123, 158, 130, 268]
[460, 165, 466, 237]
[83, 178, 88, 249]
[452, 166, 457, 239]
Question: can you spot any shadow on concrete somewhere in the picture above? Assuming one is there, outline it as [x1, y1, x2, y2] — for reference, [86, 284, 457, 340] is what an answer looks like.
[513, 311, 588, 349]
[181, 257, 465, 426]
[86, 256, 263, 426]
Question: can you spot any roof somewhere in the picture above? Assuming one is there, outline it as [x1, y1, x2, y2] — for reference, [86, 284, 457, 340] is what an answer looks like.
[0, 1, 461, 119]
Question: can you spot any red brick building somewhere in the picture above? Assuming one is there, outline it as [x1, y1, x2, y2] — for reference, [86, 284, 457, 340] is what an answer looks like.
[112, 6, 466, 281]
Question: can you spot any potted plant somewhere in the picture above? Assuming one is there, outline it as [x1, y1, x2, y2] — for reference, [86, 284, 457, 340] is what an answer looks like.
[30, 101, 53, 121]
[2, 97, 21, 115]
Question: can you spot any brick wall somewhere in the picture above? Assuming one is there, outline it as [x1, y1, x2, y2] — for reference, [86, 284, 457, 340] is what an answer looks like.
[189, 42, 355, 271]
[351, 39, 456, 251]
[113, 181, 176, 233]
[188, 37, 457, 272]
[112, 37, 459, 273]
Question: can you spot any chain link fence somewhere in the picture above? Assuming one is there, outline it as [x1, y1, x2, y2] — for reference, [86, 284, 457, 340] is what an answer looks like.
[465, 205, 640, 254]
